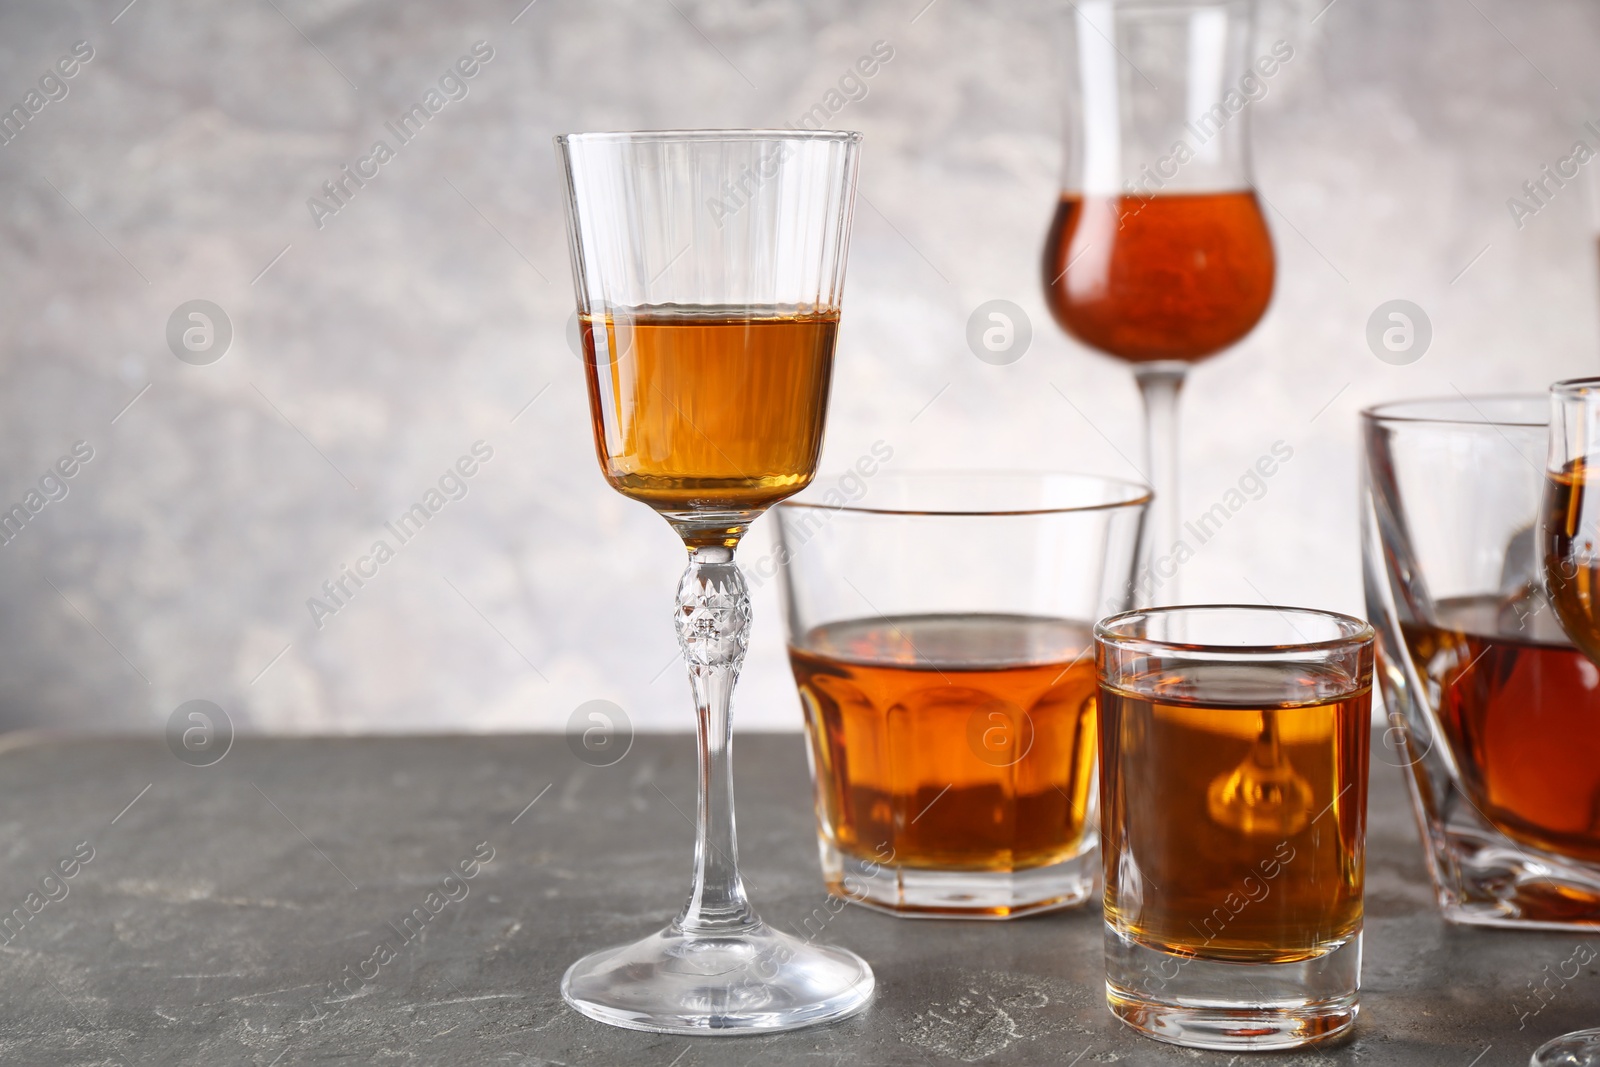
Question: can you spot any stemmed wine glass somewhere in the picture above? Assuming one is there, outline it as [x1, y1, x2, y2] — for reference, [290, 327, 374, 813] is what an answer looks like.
[1535, 376, 1600, 1067]
[1042, 0, 1275, 603]
[553, 130, 871, 1034]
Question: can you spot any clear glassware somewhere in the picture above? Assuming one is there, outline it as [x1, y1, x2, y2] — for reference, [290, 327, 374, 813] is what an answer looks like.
[1362, 396, 1600, 928]
[554, 129, 871, 1034]
[772, 471, 1149, 918]
[1588, 161, 1600, 323]
[1532, 1029, 1600, 1067]
[1095, 605, 1373, 1050]
[1544, 377, 1600, 662]
[1042, 0, 1275, 603]
[1530, 378, 1600, 1067]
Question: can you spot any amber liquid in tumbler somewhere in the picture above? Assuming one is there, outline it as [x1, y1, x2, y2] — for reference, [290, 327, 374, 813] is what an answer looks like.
[1402, 593, 1600, 864]
[1100, 666, 1368, 964]
[789, 614, 1099, 873]
[580, 305, 836, 513]
[1041, 191, 1275, 363]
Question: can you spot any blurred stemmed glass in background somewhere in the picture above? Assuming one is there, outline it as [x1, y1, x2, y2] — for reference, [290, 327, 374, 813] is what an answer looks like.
[1042, 0, 1275, 604]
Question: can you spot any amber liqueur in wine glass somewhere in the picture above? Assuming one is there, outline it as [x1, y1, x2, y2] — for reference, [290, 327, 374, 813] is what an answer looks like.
[1533, 377, 1600, 1067]
[579, 308, 836, 516]
[555, 130, 869, 1035]
[1043, 0, 1275, 600]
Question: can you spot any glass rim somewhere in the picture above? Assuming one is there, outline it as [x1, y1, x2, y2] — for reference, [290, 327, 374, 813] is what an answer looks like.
[1095, 603, 1375, 655]
[1551, 376, 1600, 398]
[555, 129, 863, 146]
[775, 469, 1152, 517]
[1360, 393, 1548, 429]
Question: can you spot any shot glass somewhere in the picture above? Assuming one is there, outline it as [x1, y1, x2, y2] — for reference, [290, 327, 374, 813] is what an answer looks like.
[773, 471, 1149, 918]
[1096, 605, 1373, 1050]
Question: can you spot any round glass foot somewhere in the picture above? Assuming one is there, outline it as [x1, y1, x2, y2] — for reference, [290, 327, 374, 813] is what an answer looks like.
[1533, 1029, 1600, 1067]
[561, 919, 874, 1035]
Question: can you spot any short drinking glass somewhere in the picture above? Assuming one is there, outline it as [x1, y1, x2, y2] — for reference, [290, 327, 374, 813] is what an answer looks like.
[1364, 396, 1600, 927]
[1096, 605, 1373, 1050]
[775, 472, 1149, 917]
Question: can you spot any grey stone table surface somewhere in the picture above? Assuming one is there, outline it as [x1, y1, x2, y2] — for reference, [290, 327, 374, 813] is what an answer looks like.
[0, 732, 1594, 1067]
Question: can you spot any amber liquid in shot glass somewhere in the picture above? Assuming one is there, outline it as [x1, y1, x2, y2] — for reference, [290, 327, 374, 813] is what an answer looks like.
[1544, 456, 1600, 666]
[1100, 670, 1368, 964]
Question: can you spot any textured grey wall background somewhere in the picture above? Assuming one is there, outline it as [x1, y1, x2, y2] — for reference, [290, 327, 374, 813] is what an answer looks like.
[0, 0, 1596, 734]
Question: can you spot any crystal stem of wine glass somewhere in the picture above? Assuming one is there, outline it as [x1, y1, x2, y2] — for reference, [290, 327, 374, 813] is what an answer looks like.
[673, 543, 757, 933]
[1135, 363, 1187, 608]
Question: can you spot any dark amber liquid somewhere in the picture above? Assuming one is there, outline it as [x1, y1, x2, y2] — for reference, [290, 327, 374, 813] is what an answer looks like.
[1544, 458, 1600, 664]
[1402, 595, 1600, 863]
[789, 614, 1098, 872]
[581, 305, 836, 513]
[1100, 665, 1368, 963]
[1041, 191, 1275, 363]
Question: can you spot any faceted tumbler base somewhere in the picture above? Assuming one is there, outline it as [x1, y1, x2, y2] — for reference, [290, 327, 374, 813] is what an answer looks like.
[823, 841, 1096, 919]
[1532, 1029, 1600, 1067]
[1103, 926, 1360, 1051]
[561, 919, 874, 1034]
[1425, 823, 1600, 930]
